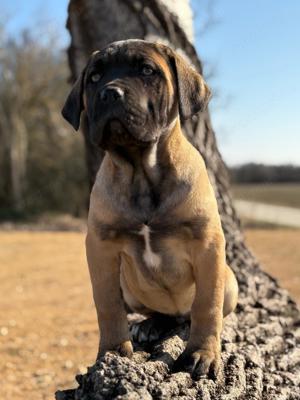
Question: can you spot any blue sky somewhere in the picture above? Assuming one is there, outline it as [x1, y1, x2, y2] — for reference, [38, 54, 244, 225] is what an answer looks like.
[3, 0, 300, 166]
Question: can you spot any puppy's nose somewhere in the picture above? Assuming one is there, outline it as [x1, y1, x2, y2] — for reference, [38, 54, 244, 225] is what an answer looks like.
[100, 86, 124, 103]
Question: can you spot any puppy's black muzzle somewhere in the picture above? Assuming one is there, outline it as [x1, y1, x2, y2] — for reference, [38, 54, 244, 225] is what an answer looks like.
[90, 82, 156, 148]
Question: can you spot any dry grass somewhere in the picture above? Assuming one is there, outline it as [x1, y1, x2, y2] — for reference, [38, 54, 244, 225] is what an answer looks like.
[0, 229, 299, 399]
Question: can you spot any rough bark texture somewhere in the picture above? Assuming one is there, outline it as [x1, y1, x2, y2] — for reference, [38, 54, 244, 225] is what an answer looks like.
[57, 1, 300, 398]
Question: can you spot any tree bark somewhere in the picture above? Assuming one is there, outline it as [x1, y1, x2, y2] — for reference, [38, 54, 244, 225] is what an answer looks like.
[57, 1, 300, 398]
[9, 115, 28, 212]
[0, 105, 28, 213]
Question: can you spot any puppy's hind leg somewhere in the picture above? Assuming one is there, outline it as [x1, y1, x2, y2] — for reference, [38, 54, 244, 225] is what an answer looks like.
[223, 265, 238, 318]
[120, 272, 182, 344]
[130, 313, 182, 344]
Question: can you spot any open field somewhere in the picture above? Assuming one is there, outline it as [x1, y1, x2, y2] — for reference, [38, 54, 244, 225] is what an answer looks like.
[232, 183, 300, 209]
[0, 229, 299, 399]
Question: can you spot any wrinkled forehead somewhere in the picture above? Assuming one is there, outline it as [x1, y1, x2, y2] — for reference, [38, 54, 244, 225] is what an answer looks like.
[88, 40, 170, 71]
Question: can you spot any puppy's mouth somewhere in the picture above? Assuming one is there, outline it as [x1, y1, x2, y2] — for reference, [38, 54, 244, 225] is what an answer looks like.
[105, 119, 127, 137]
[101, 118, 156, 149]
[102, 119, 133, 147]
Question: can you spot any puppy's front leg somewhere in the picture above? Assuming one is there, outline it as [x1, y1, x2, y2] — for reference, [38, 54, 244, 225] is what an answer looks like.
[86, 233, 132, 360]
[174, 233, 226, 379]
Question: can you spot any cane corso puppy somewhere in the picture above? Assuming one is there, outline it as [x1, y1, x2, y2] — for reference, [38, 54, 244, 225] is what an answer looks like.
[62, 39, 238, 379]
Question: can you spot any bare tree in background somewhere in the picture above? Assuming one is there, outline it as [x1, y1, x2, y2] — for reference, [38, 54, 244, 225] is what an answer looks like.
[0, 27, 88, 217]
[57, 1, 300, 399]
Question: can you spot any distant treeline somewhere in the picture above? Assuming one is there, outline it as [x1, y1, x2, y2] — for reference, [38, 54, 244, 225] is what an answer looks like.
[230, 163, 300, 183]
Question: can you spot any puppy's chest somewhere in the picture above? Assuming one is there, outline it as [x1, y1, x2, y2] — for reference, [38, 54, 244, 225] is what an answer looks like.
[98, 216, 205, 282]
[99, 216, 205, 243]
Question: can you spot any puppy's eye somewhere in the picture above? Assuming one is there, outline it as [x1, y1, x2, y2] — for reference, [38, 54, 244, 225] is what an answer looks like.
[141, 65, 155, 76]
[91, 73, 101, 83]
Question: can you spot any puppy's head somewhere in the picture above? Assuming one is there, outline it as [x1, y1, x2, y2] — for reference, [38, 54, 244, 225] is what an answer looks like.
[62, 40, 211, 149]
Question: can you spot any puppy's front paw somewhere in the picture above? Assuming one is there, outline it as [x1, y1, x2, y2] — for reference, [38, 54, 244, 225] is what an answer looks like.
[173, 348, 220, 380]
[98, 340, 133, 360]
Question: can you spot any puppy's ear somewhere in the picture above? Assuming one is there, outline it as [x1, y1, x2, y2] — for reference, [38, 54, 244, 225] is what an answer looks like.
[61, 68, 86, 131]
[169, 51, 211, 120]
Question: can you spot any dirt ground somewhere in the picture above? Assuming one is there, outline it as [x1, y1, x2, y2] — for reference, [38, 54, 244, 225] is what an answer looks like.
[0, 229, 299, 400]
[244, 228, 300, 303]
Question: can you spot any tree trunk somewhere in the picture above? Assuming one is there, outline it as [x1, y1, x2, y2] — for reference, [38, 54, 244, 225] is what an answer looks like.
[0, 105, 28, 213]
[57, 1, 300, 398]
[9, 115, 28, 213]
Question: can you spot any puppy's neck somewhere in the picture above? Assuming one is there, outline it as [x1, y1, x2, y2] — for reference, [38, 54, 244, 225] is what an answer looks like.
[107, 117, 183, 185]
